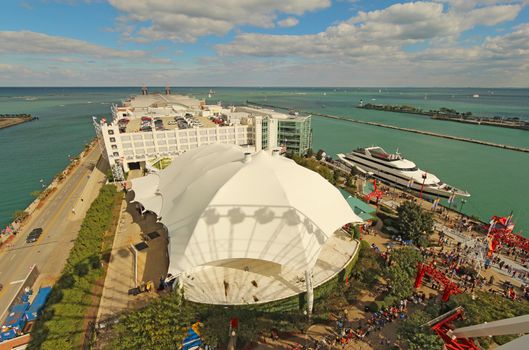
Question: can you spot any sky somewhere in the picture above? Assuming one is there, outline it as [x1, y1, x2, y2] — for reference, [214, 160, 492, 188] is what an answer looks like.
[0, 0, 528, 87]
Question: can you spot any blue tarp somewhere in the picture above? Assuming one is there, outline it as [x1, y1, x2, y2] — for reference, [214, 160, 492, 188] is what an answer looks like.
[25, 287, 52, 322]
[0, 328, 17, 341]
[182, 326, 202, 350]
[4, 302, 29, 332]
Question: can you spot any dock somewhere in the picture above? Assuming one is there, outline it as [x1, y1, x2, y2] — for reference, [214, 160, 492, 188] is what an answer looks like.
[246, 101, 529, 154]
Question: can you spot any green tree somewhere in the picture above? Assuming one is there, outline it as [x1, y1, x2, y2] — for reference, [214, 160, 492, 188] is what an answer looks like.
[332, 170, 341, 185]
[350, 240, 383, 287]
[108, 291, 195, 350]
[396, 201, 434, 246]
[12, 210, 29, 222]
[316, 149, 324, 161]
[385, 247, 423, 299]
[305, 148, 314, 158]
[30, 190, 42, 198]
[398, 310, 443, 350]
[349, 166, 360, 177]
[446, 292, 529, 347]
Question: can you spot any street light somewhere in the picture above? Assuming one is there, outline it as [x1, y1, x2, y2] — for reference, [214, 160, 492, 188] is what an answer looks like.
[419, 171, 428, 199]
[459, 198, 467, 215]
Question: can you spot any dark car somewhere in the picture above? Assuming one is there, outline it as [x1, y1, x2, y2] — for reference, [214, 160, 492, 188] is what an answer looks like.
[26, 228, 43, 243]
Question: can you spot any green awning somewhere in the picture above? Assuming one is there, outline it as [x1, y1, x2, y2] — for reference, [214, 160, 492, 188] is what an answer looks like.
[338, 188, 376, 221]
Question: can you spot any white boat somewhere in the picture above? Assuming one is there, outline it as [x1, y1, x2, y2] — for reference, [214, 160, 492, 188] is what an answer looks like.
[473, 94, 480, 98]
[337, 146, 470, 199]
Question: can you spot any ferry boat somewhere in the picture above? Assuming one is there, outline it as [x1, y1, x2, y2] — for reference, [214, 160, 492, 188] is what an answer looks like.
[337, 146, 470, 198]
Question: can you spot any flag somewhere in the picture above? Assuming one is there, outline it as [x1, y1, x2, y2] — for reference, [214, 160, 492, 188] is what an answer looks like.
[447, 193, 455, 205]
[506, 211, 513, 226]
[407, 178, 414, 188]
[432, 197, 440, 210]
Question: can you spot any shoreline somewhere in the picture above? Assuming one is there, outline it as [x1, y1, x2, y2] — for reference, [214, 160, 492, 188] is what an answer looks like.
[0, 115, 38, 130]
[246, 101, 529, 154]
[0, 139, 98, 246]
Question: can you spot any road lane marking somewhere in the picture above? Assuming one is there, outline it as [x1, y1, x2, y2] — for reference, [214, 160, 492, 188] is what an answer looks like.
[8, 253, 17, 261]
[10, 280, 25, 285]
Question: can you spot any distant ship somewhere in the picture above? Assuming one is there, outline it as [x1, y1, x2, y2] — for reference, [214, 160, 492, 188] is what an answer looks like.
[337, 146, 470, 198]
[473, 94, 480, 98]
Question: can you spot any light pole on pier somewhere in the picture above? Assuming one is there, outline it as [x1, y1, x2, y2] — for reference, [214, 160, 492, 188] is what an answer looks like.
[419, 172, 428, 199]
[459, 198, 467, 216]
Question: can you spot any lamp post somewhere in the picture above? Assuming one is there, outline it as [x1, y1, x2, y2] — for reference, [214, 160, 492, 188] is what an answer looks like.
[459, 199, 467, 216]
[303, 309, 312, 349]
[458, 198, 468, 231]
[419, 172, 427, 199]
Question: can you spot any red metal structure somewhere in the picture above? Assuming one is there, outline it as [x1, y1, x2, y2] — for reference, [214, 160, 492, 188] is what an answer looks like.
[485, 215, 529, 256]
[414, 262, 462, 302]
[364, 179, 383, 207]
[428, 307, 479, 350]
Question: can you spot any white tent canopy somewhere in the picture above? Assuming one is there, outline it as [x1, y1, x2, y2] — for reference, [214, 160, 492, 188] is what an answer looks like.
[131, 144, 362, 276]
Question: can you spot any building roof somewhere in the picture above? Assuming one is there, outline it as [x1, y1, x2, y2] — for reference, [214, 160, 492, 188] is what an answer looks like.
[339, 188, 376, 221]
[131, 144, 362, 276]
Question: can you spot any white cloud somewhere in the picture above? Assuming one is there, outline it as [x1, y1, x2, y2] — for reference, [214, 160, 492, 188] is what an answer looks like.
[211, 1, 528, 86]
[0, 31, 146, 58]
[108, 0, 330, 42]
[218, 1, 524, 58]
[278, 17, 299, 27]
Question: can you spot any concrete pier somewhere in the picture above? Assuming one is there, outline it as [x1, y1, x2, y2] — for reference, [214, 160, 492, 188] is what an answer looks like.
[246, 101, 529, 154]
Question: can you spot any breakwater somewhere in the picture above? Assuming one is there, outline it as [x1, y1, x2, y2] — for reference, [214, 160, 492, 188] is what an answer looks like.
[357, 103, 529, 131]
[246, 101, 529, 154]
[0, 114, 38, 130]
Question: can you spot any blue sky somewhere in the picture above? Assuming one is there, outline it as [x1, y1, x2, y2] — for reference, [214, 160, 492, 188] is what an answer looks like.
[0, 0, 528, 86]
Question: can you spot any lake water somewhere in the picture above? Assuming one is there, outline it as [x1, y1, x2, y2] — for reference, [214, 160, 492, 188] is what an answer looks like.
[1, 87, 528, 235]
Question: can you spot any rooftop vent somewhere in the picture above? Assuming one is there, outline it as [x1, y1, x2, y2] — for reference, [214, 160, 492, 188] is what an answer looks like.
[243, 152, 252, 163]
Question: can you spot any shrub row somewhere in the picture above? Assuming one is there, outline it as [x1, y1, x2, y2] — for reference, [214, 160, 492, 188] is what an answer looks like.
[29, 185, 121, 350]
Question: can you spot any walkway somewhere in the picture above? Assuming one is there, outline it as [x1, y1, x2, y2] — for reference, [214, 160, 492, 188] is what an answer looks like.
[96, 190, 167, 321]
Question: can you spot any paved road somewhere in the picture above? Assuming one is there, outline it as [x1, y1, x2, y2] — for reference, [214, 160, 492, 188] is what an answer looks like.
[0, 147, 104, 320]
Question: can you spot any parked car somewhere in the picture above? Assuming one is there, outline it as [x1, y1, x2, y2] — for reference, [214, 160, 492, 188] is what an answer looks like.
[26, 228, 43, 243]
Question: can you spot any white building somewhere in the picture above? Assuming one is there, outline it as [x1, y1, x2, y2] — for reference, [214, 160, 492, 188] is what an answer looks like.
[93, 92, 311, 180]
[131, 144, 362, 307]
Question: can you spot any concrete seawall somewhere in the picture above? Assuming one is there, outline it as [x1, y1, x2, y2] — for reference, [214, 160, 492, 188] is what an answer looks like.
[247, 101, 529, 154]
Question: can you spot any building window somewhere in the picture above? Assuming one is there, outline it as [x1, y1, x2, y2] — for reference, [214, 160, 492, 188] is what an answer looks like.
[113, 152, 119, 156]
[110, 137, 116, 142]
[111, 145, 118, 150]
[108, 129, 114, 135]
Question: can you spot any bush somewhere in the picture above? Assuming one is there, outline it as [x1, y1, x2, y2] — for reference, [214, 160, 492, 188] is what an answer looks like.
[368, 301, 385, 312]
[383, 295, 397, 307]
[12, 210, 29, 222]
[29, 185, 121, 350]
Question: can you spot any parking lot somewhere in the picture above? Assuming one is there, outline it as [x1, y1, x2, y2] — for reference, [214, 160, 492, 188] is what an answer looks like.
[121, 114, 215, 133]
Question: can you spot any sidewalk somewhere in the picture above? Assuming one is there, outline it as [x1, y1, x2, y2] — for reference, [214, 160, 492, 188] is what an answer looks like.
[96, 191, 167, 322]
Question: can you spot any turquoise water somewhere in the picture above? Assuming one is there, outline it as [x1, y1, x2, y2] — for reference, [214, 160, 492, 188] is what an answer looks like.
[1, 87, 528, 235]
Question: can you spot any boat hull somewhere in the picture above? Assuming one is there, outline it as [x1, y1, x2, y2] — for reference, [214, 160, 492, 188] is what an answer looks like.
[338, 154, 469, 198]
